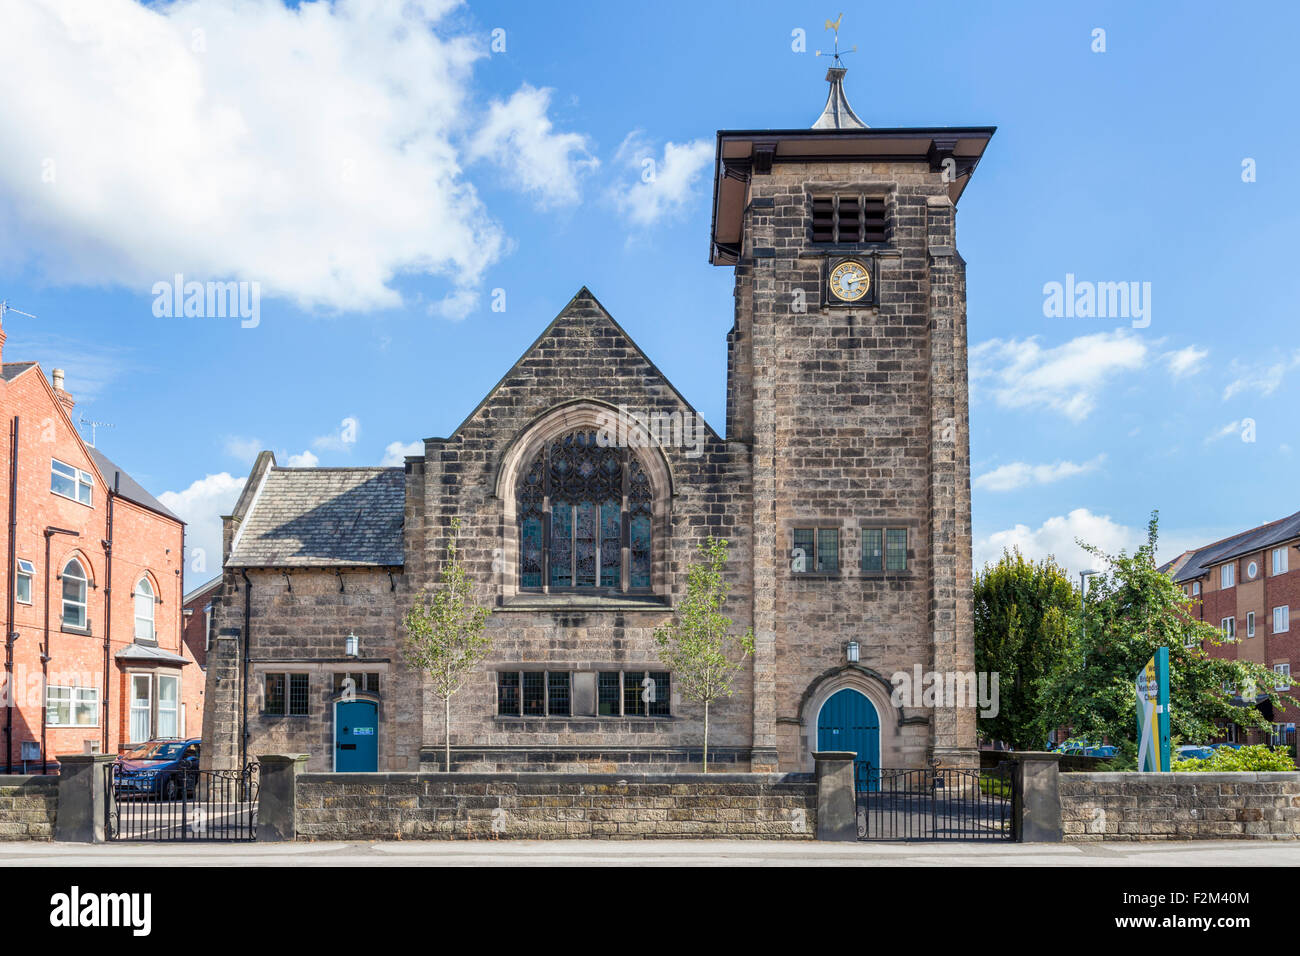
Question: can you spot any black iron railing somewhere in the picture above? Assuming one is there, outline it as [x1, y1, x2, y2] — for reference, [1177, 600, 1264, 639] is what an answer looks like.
[856, 764, 1015, 841]
[106, 762, 259, 842]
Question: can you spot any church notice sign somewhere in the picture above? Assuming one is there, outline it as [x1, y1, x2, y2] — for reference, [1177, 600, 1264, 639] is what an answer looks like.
[1136, 647, 1171, 772]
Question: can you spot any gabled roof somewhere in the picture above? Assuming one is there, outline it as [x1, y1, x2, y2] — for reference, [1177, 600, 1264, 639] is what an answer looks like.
[1, 361, 36, 382]
[183, 576, 222, 606]
[226, 466, 405, 568]
[87, 446, 181, 522]
[1168, 510, 1300, 583]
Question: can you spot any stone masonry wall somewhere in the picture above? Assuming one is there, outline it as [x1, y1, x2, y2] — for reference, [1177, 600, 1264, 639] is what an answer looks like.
[1061, 772, 1300, 841]
[296, 772, 815, 840]
[0, 775, 57, 840]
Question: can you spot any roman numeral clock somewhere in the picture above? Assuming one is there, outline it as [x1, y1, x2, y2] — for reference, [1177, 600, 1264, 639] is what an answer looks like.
[824, 255, 876, 307]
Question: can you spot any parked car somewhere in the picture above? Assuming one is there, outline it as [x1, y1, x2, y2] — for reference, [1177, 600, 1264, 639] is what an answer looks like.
[1213, 742, 1242, 751]
[1176, 744, 1215, 761]
[113, 738, 201, 800]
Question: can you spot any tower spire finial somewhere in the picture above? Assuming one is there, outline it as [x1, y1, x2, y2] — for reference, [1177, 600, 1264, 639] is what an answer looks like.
[812, 13, 867, 130]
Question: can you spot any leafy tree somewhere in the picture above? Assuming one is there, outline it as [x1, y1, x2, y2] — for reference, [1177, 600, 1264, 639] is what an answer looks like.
[1041, 512, 1294, 759]
[654, 536, 755, 772]
[403, 517, 493, 772]
[974, 549, 1079, 749]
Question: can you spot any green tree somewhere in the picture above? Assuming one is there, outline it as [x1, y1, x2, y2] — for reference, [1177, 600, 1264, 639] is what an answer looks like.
[974, 549, 1079, 749]
[1042, 512, 1293, 758]
[654, 536, 755, 772]
[403, 517, 493, 772]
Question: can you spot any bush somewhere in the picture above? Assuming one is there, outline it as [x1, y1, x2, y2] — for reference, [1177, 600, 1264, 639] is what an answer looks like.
[1171, 744, 1296, 772]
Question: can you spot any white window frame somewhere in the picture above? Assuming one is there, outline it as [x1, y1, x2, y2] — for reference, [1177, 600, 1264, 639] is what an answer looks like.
[1274, 663, 1291, 691]
[1271, 723, 1289, 747]
[156, 674, 179, 738]
[203, 603, 213, 652]
[1220, 563, 1235, 589]
[129, 673, 153, 743]
[1222, 722, 1239, 744]
[1192, 580, 1201, 596]
[1246, 560, 1258, 579]
[1221, 616, 1236, 641]
[134, 576, 156, 642]
[1246, 611, 1255, 638]
[1274, 605, 1290, 635]
[60, 558, 88, 630]
[46, 685, 99, 728]
[50, 458, 93, 506]
[15, 558, 34, 605]
[1273, 547, 1290, 576]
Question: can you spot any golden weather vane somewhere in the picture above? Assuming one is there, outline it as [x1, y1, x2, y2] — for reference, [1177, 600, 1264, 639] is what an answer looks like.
[815, 13, 857, 66]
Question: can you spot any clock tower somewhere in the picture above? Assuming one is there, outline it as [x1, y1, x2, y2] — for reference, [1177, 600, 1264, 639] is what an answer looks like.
[710, 57, 995, 772]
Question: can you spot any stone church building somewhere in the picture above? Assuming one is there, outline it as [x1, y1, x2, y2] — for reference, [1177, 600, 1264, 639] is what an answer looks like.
[202, 68, 994, 778]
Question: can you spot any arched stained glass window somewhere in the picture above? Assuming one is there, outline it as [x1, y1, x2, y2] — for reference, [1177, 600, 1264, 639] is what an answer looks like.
[516, 429, 653, 593]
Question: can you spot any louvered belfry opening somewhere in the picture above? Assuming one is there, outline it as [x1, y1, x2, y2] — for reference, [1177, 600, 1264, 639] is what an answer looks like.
[811, 193, 887, 244]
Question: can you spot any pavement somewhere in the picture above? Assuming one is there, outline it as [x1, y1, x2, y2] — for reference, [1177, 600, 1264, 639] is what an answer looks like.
[3, 839, 1299, 866]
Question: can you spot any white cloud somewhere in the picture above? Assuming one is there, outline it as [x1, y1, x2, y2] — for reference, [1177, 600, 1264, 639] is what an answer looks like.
[973, 454, 1106, 493]
[0, 0, 503, 313]
[382, 440, 424, 465]
[1163, 345, 1208, 379]
[970, 329, 1147, 421]
[284, 449, 319, 468]
[1204, 420, 1242, 444]
[311, 416, 359, 453]
[158, 472, 245, 589]
[1222, 349, 1300, 400]
[974, 508, 1141, 579]
[223, 435, 263, 463]
[467, 84, 597, 208]
[429, 288, 480, 321]
[609, 133, 713, 227]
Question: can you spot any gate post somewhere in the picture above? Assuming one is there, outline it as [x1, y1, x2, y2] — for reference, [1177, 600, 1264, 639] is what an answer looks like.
[812, 751, 858, 841]
[1013, 751, 1063, 843]
[258, 753, 308, 842]
[53, 753, 116, 843]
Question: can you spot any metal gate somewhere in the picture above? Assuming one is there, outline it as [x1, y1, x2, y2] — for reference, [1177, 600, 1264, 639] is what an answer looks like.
[106, 762, 259, 841]
[857, 764, 1015, 841]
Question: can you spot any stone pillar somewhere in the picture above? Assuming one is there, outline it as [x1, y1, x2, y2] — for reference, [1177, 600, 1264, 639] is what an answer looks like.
[1014, 751, 1063, 843]
[257, 754, 308, 842]
[53, 753, 116, 843]
[813, 751, 857, 842]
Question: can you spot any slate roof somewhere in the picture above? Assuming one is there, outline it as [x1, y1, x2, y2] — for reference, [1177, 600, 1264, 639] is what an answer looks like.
[115, 643, 189, 665]
[87, 446, 181, 521]
[1, 361, 36, 382]
[1168, 509, 1300, 583]
[227, 467, 405, 568]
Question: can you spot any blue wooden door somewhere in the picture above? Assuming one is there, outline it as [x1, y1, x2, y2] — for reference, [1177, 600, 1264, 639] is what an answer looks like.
[335, 699, 379, 772]
[817, 689, 880, 791]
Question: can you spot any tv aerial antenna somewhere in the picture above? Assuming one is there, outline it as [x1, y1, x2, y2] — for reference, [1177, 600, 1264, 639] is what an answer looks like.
[79, 417, 114, 448]
[0, 300, 38, 321]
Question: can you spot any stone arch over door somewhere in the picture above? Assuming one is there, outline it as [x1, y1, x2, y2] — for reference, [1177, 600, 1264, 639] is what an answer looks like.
[801, 665, 907, 772]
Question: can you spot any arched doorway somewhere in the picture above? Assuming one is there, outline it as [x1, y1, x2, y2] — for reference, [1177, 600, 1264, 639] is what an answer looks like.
[817, 688, 880, 791]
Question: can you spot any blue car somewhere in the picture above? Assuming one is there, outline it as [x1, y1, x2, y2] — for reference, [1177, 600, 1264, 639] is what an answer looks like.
[113, 738, 201, 800]
[1176, 744, 1215, 761]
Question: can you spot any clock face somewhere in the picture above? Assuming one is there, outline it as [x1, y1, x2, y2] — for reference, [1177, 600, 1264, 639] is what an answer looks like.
[829, 259, 871, 302]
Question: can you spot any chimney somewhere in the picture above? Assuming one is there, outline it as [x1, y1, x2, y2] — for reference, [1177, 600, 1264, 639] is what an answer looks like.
[51, 368, 75, 412]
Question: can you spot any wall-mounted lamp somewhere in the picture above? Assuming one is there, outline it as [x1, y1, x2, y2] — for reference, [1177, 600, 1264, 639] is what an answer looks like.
[846, 640, 860, 664]
[345, 633, 359, 658]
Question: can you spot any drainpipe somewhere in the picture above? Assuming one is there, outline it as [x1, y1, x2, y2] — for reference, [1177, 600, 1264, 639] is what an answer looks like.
[5, 416, 17, 774]
[101, 474, 117, 755]
[240, 569, 251, 770]
[42, 526, 80, 774]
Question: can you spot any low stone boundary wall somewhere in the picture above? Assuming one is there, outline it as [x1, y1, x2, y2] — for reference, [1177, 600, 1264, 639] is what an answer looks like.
[294, 772, 816, 841]
[0, 776, 58, 841]
[1061, 773, 1300, 841]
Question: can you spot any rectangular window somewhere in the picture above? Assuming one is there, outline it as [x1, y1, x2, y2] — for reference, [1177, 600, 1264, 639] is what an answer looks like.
[1247, 611, 1255, 638]
[130, 674, 152, 742]
[574, 502, 597, 589]
[1273, 547, 1290, 576]
[497, 671, 520, 716]
[599, 503, 621, 588]
[647, 672, 670, 717]
[157, 675, 179, 738]
[332, 672, 380, 695]
[1191, 581, 1201, 596]
[861, 528, 883, 571]
[1274, 664, 1291, 691]
[629, 514, 652, 589]
[264, 673, 309, 716]
[624, 671, 646, 717]
[1220, 563, 1235, 589]
[46, 685, 98, 727]
[1274, 606, 1291, 634]
[886, 528, 908, 571]
[519, 515, 543, 589]
[1222, 616, 1236, 641]
[15, 558, 33, 604]
[289, 673, 309, 716]
[1271, 723, 1289, 747]
[549, 504, 573, 588]
[793, 528, 838, 573]
[203, 604, 212, 652]
[522, 671, 546, 716]
[51, 458, 93, 506]
[548, 672, 571, 717]
[811, 193, 887, 244]
[598, 671, 621, 716]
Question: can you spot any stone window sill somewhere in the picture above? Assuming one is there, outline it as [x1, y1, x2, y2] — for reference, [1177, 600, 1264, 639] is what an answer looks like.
[499, 593, 670, 612]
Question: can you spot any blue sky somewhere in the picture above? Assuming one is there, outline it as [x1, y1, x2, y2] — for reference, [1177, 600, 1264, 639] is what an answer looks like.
[1, 0, 1297, 587]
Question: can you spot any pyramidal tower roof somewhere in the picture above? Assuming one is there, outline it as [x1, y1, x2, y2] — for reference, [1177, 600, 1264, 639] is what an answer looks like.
[811, 66, 866, 130]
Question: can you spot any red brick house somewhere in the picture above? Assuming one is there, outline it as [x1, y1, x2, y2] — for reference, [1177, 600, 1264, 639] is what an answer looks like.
[1164, 509, 1300, 750]
[1, 320, 200, 772]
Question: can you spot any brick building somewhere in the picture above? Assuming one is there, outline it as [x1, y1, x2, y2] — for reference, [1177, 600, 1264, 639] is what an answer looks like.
[1164, 510, 1299, 749]
[203, 69, 994, 776]
[1, 322, 200, 772]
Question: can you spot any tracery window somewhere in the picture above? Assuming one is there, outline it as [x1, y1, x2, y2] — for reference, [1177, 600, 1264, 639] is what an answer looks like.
[517, 430, 653, 593]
